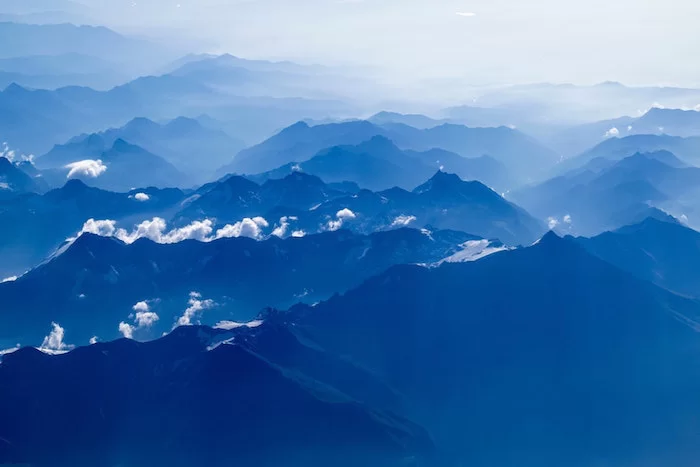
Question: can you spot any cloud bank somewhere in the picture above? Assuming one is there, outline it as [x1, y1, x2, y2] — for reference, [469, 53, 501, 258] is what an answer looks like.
[75, 216, 270, 245]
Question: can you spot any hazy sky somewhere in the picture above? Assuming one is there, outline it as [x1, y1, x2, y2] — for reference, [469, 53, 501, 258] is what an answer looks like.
[84, 0, 700, 87]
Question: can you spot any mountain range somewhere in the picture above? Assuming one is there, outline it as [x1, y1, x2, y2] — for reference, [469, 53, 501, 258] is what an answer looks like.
[512, 151, 700, 235]
[176, 170, 544, 246]
[225, 120, 559, 182]
[0, 324, 434, 467]
[0, 179, 186, 278]
[0, 156, 49, 199]
[0, 226, 479, 347]
[292, 231, 700, 466]
[6, 230, 700, 466]
[39, 116, 244, 182]
[550, 108, 700, 157]
[245, 135, 512, 192]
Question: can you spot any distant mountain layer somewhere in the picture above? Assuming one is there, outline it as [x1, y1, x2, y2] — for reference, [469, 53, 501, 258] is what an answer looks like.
[178, 170, 544, 246]
[0, 53, 129, 90]
[0, 324, 434, 467]
[576, 216, 700, 298]
[37, 138, 187, 191]
[0, 77, 351, 156]
[559, 133, 700, 173]
[511, 151, 700, 235]
[0, 156, 48, 199]
[39, 116, 244, 181]
[550, 108, 700, 157]
[225, 120, 559, 181]
[245, 135, 513, 192]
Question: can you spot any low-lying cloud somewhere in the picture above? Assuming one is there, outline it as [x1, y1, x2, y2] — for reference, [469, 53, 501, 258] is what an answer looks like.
[39, 322, 74, 354]
[177, 291, 215, 327]
[327, 208, 357, 231]
[65, 159, 107, 179]
[75, 216, 270, 245]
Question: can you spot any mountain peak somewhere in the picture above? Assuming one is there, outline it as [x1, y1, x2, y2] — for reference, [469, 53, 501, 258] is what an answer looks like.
[3, 82, 28, 94]
[110, 138, 140, 153]
[538, 229, 563, 245]
[413, 171, 465, 193]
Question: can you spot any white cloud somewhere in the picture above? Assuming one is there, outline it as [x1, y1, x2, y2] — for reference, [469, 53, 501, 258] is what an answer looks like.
[119, 321, 135, 339]
[456, 11, 476, 17]
[74, 216, 273, 246]
[337, 208, 356, 220]
[604, 127, 620, 138]
[563, 214, 572, 224]
[89, 336, 98, 345]
[131, 192, 150, 202]
[391, 215, 417, 227]
[176, 291, 215, 327]
[272, 216, 298, 238]
[39, 322, 74, 354]
[79, 218, 117, 237]
[547, 217, 559, 229]
[627, 125, 633, 131]
[1, 142, 33, 163]
[132, 301, 150, 313]
[291, 230, 306, 238]
[1, 276, 17, 283]
[121, 300, 160, 334]
[65, 159, 107, 179]
[327, 208, 357, 231]
[135, 311, 160, 327]
[216, 217, 269, 240]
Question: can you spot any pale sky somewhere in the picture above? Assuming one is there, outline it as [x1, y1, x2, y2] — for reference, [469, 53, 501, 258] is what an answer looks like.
[83, 0, 700, 87]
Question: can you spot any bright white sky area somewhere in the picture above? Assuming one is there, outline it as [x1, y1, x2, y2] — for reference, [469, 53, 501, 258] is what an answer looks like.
[74, 0, 700, 87]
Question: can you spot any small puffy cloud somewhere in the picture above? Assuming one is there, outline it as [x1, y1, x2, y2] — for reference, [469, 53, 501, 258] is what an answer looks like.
[456, 11, 476, 17]
[135, 311, 159, 327]
[391, 215, 417, 227]
[291, 230, 306, 238]
[65, 159, 107, 179]
[131, 192, 150, 202]
[627, 125, 633, 131]
[547, 217, 559, 229]
[39, 322, 74, 354]
[119, 321, 134, 339]
[122, 300, 160, 333]
[563, 214, 572, 224]
[271, 216, 298, 238]
[604, 127, 620, 138]
[216, 217, 268, 240]
[1, 275, 18, 283]
[89, 336, 99, 345]
[337, 208, 356, 220]
[132, 301, 150, 313]
[328, 208, 357, 231]
[176, 291, 215, 327]
[79, 218, 117, 237]
[1, 142, 33, 163]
